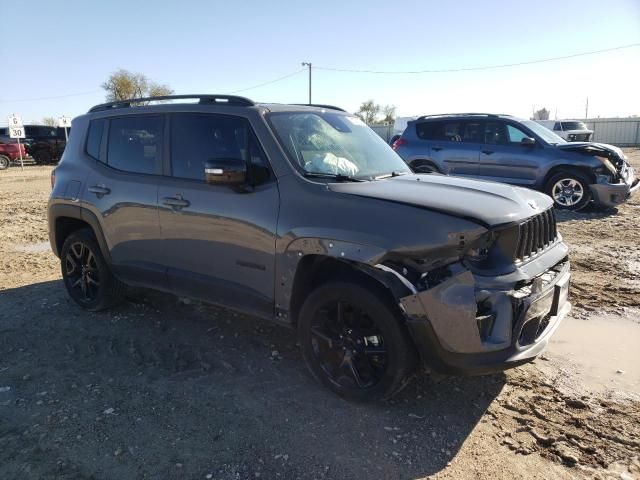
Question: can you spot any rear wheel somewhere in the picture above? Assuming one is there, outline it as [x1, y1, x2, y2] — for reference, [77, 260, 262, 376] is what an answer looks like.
[298, 281, 416, 401]
[545, 171, 592, 210]
[410, 160, 441, 174]
[0, 155, 9, 170]
[60, 229, 125, 311]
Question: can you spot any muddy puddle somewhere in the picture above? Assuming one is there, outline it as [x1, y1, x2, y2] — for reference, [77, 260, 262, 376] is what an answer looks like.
[13, 241, 51, 253]
[544, 312, 640, 395]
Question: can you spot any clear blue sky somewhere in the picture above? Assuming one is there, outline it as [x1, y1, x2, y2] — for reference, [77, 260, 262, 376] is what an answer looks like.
[1, 0, 639, 125]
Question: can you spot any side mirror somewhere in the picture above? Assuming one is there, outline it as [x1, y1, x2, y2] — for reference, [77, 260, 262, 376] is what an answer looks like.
[204, 158, 247, 186]
[521, 137, 536, 146]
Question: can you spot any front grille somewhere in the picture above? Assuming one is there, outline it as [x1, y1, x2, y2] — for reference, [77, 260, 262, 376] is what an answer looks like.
[514, 208, 558, 262]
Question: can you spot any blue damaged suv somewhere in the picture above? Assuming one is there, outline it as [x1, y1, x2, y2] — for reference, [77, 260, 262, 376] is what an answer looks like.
[392, 113, 638, 211]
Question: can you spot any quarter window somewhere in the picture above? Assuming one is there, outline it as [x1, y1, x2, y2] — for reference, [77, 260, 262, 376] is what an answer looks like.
[86, 119, 105, 161]
[107, 116, 163, 175]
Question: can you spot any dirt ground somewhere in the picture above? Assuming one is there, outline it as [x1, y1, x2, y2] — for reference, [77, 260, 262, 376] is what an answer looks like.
[1, 153, 639, 480]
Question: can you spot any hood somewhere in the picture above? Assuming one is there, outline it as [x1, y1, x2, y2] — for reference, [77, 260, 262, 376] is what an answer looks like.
[556, 142, 626, 160]
[329, 174, 552, 227]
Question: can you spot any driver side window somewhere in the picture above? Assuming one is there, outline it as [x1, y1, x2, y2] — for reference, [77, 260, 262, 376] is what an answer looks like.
[506, 124, 529, 144]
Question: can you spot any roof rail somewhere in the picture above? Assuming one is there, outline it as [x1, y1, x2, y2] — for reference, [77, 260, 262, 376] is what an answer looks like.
[291, 103, 347, 112]
[89, 94, 255, 113]
[416, 113, 503, 120]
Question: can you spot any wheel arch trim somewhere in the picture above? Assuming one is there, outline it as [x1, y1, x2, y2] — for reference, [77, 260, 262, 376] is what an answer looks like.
[49, 203, 112, 264]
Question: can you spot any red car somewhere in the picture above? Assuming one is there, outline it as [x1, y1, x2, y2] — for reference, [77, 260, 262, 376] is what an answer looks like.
[0, 135, 27, 170]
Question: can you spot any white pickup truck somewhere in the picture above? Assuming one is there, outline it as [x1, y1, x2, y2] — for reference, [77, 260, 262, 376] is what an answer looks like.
[536, 120, 593, 142]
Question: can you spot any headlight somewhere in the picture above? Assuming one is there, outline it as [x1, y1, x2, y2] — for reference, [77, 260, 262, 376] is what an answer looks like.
[464, 232, 496, 265]
[595, 155, 617, 175]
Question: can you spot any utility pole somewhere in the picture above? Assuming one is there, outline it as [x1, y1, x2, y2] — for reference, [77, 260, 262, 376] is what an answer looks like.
[584, 97, 589, 119]
[301, 62, 312, 104]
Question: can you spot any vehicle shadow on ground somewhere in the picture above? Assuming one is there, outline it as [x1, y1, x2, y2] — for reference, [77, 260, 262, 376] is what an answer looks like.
[0, 280, 506, 480]
[554, 203, 618, 223]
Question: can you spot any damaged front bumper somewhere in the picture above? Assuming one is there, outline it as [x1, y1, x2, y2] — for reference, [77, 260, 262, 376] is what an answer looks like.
[590, 165, 639, 207]
[399, 250, 571, 375]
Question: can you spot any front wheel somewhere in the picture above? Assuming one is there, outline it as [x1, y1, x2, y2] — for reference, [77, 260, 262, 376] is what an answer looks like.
[0, 155, 9, 170]
[545, 171, 592, 211]
[60, 229, 125, 311]
[298, 281, 416, 401]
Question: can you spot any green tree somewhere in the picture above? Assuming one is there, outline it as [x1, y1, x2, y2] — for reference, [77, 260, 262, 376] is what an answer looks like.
[42, 117, 57, 126]
[355, 99, 380, 125]
[101, 68, 174, 102]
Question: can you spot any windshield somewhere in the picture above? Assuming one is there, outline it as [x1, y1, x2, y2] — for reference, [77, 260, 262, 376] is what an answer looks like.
[267, 112, 411, 180]
[522, 120, 567, 145]
[561, 121, 588, 131]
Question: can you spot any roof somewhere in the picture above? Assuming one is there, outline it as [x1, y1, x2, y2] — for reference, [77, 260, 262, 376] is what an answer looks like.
[89, 94, 347, 114]
[416, 113, 516, 121]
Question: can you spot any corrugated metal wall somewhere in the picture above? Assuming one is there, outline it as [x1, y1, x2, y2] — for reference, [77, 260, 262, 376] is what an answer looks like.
[585, 118, 640, 146]
[368, 124, 394, 143]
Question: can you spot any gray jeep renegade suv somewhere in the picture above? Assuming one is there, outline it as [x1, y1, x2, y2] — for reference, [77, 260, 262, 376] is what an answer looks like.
[48, 95, 571, 401]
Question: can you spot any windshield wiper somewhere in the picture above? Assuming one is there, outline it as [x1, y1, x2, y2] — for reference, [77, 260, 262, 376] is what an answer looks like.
[374, 171, 411, 180]
[303, 172, 366, 182]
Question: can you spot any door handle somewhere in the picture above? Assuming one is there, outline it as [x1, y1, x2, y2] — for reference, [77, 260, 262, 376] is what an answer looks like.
[88, 185, 110, 196]
[432, 146, 444, 152]
[163, 196, 190, 209]
[481, 150, 494, 155]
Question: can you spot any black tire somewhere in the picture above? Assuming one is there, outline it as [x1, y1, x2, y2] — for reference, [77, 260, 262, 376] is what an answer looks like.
[0, 155, 9, 170]
[60, 229, 125, 311]
[410, 160, 441, 174]
[298, 281, 416, 401]
[545, 171, 592, 211]
[33, 149, 52, 164]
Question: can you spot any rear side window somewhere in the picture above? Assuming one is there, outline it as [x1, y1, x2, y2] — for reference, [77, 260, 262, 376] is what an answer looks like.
[170, 113, 270, 183]
[107, 116, 163, 175]
[86, 119, 105, 160]
[416, 121, 462, 142]
[461, 122, 483, 143]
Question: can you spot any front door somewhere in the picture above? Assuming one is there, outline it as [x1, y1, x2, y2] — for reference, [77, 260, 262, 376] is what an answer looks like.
[158, 113, 279, 319]
[476, 121, 543, 186]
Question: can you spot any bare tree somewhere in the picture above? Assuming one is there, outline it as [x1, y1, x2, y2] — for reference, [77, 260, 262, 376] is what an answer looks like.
[533, 107, 550, 120]
[101, 69, 174, 102]
[42, 117, 57, 126]
[355, 100, 381, 125]
[381, 105, 396, 124]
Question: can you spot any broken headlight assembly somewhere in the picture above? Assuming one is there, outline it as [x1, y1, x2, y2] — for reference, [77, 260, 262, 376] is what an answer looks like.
[463, 231, 497, 269]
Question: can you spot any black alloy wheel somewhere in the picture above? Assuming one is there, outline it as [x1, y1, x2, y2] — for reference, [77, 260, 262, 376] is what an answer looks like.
[60, 229, 125, 311]
[298, 281, 416, 401]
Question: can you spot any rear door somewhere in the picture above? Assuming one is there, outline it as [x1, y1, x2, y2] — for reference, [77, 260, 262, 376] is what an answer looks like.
[83, 115, 165, 286]
[476, 121, 545, 186]
[416, 120, 482, 177]
[157, 112, 279, 318]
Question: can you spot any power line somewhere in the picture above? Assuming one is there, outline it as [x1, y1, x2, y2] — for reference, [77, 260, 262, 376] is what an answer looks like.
[0, 69, 307, 103]
[227, 69, 306, 94]
[314, 43, 640, 74]
[0, 90, 102, 103]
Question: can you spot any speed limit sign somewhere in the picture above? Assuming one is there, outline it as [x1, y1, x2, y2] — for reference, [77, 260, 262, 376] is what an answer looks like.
[58, 116, 71, 128]
[9, 126, 25, 139]
[8, 115, 23, 128]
